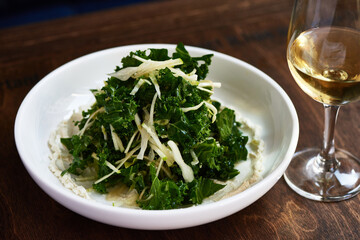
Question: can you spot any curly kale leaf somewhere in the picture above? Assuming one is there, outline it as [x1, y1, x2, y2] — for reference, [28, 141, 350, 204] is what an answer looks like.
[188, 177, 225, 204]
[216, 108, 248, 161]
[138, 165, 224, 209]
[148, 48, 171, 61]
[93, 78, 139, 137]
[172, 42, 213, 80]
[187, 107, 249, 181]
[93, 160, 147, 195]
[121, 50, 148, 68]
[60, 135, 92, 175]
[138, 164, 187, 210]
[193, 138, 224, 171]
[120, 48, 170, 69]
[152, 68, 212, 148]
[191, 138, 238, 181]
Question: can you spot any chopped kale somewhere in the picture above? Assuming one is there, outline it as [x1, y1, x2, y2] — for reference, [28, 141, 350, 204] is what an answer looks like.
[60, 43, 249, 210]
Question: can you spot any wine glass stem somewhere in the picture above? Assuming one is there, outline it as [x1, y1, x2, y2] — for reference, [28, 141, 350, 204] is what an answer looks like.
[317, 104, 340, 172]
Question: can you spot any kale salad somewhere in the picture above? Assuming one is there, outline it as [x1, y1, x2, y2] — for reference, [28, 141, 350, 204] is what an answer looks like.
[49, 43, 262, 210]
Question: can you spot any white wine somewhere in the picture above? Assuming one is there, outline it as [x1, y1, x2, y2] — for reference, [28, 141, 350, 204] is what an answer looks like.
[287, 27, 360, 105]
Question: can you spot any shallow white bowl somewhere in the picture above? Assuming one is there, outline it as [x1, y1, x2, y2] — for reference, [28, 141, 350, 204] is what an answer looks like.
[15, 44, 298, 230]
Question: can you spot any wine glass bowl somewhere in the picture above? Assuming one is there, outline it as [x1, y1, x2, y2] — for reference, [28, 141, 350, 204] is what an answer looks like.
[287, 26, 360, 105]
[284, 0, 360, 201]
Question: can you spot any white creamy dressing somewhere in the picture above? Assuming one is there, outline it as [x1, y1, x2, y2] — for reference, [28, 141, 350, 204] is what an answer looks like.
[48, 108, 264, 208]
[48, 111, 91, 199]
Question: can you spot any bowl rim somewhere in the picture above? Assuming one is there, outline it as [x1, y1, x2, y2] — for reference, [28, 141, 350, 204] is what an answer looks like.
[14, 43, 299, 227]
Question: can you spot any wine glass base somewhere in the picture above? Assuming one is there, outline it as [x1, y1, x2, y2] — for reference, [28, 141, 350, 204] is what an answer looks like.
[284, 148, 360, 202]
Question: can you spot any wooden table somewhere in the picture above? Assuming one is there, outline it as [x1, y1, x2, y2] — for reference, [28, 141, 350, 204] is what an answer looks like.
[1, 0, 359, 239]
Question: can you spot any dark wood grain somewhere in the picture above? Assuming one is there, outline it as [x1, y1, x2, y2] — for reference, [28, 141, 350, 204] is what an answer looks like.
[1, 0, 359, 239]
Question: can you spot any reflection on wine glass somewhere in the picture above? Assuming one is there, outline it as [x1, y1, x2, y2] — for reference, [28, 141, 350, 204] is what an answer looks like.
[284, 0, 360, 201]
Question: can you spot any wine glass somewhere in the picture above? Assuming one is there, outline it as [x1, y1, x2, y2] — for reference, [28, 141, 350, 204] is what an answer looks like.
[284, 0, 360, 201]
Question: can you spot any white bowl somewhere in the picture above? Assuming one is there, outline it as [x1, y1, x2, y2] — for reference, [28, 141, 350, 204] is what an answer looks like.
[15, 44, 299, 230]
